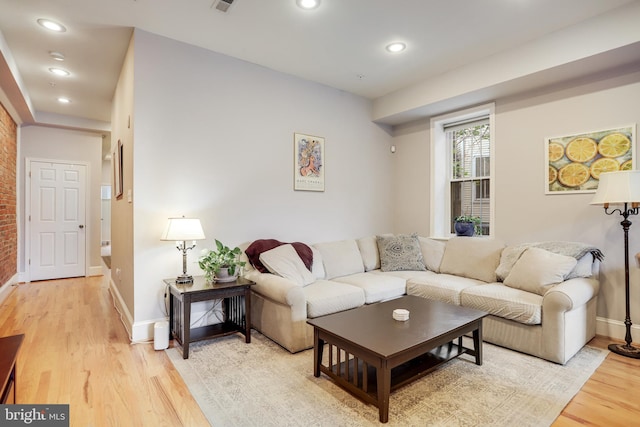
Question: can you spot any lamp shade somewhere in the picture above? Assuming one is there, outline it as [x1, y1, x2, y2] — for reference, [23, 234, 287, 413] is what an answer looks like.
[590, 170, 640, 205]
[160, 217, 205, 241]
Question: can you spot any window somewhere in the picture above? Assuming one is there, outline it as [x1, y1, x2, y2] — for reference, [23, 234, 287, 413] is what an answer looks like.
[430, 104, 495, 237]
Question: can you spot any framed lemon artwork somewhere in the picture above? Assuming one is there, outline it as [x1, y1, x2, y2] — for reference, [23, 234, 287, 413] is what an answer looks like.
[545, 125, 636, 194]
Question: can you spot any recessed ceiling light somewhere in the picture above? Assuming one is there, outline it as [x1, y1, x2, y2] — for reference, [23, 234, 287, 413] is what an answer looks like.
[49, 51, 65, 61]
[49, 67, 70, 77]
[57, 97, 71, 104]
[37, 19, 66, 32]
[385, 42, 406, 53]
[296, 0, 320, 10]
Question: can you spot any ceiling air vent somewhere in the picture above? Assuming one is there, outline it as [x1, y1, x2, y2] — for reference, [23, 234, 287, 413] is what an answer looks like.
[215, 0, 235, 13]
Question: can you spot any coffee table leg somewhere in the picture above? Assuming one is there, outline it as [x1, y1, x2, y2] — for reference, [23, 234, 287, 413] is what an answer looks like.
[377, 362, 391, 423]
[313, 329, 324, 377]
[473, 323, 483, 365]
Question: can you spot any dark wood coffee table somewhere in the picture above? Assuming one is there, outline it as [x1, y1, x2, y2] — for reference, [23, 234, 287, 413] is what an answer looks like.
[307, 295, 487, 423]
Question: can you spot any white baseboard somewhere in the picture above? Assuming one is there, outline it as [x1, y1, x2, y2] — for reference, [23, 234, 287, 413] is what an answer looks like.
[596, 316, 640, 342]
[108, 277, 134, 340]
[88, 265, 103, 276]
[106, 277, 168, 343]
[0, 273, 19, 305]
[132, 317, 169, 343]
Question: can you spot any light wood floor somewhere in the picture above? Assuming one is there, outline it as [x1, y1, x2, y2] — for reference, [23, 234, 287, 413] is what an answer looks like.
[0, 276, 209, 426]
[1, 276, 639, 426]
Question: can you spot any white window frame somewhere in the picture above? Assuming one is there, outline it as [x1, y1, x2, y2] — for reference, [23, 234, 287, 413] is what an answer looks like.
[429, 103, 495, 238]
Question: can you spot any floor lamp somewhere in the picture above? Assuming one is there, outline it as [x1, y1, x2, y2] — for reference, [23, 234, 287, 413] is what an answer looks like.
[591, 170, 640, 358]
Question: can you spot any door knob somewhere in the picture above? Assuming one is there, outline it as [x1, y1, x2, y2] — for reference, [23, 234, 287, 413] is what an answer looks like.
[79, 225, 84, 229]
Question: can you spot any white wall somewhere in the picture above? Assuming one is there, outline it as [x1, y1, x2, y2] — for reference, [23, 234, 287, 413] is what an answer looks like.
[18, 125, 103, 276]
[373, 1, 640, 125]
[392, 69, 640, 341]
[121, 30, 394, 338]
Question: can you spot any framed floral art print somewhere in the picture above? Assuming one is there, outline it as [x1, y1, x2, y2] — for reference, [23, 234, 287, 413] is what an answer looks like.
[294, 133, 324, 192]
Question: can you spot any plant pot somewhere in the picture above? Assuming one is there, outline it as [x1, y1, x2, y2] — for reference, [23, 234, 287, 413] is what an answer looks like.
[454, 221, 475, 237]
[214, 267, 239, 283]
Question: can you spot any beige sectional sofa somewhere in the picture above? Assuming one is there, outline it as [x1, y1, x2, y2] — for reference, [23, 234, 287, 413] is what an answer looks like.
[241, 235, 601, 364]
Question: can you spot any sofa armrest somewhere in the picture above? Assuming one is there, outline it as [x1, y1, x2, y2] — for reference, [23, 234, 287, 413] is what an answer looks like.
[543, 277, 600, 313]
[244, 270, 307, 320]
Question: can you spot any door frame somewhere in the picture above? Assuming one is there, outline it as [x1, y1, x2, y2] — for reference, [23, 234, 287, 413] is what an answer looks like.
[24, 157, 91, 282]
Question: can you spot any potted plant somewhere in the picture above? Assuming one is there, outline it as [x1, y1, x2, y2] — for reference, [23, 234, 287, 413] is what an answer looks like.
[454, 215, 482, 236]
[198, 239, 246, 283]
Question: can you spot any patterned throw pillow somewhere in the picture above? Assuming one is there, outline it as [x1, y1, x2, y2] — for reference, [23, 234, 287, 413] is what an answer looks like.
[376, 234, 427, 272]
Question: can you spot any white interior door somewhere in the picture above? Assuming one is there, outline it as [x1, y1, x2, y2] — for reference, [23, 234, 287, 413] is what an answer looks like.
[29, 161, 87, 281]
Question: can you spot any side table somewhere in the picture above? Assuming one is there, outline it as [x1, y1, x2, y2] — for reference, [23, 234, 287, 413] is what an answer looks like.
[1, 334, 25, 404]
[165, 276, 254, 359]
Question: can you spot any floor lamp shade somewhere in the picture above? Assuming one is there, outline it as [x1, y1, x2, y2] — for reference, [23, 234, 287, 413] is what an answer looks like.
[161, 217, 205, 284]
[591, 170, 640, 359]
[590, 170, 640, 205]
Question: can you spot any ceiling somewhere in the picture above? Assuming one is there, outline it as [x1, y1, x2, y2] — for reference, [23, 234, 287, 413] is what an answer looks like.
[0, 0, 637, 127]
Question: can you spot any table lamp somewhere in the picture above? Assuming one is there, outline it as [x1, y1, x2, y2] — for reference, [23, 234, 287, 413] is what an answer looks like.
[161, 216, 205, 284]
[591, 170, 640, 358]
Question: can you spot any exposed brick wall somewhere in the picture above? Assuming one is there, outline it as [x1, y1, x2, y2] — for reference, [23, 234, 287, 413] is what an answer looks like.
[0, 102, 17, 285]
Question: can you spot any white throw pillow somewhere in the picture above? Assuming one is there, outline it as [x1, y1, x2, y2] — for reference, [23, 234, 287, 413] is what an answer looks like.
[566, 253, 594, 279]
[503, 247, 577, 296]
[259, 244, 315, 286]
[418, 236, 446, 273]
[313, 240, 364, 279]
[439, 237, 505, 283]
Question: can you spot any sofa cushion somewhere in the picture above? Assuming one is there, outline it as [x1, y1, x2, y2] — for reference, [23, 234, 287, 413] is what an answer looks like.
[310, 246, 326, 280]
[246, 239, 313, 273]
[439, 237, 505, 283]
[259, 244, 316, 287]
[460, 283, 543, 325]
[418, 236, 446, 273]
[371, 270, 433, 281]
[357, 235, 381, 272]
[566, 253, 594, 279]
[503, 247, 577, 296]
[332, 272, 406, 304]
[406, 273, 484, 306]
[303, 280, 365, 318]
[377, 234, 427, 272]
[314, 240, 364, 279]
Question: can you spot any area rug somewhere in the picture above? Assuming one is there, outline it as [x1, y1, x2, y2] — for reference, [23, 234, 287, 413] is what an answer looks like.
[167, 331, 606, 426]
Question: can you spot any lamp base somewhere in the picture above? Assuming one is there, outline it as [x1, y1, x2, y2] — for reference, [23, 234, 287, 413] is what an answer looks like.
[176, 274, 194, 284]
[608, 342, 640, 359]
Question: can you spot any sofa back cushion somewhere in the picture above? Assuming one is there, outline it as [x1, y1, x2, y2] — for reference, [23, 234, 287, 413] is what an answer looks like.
[566, 253, 595, 279]
[439, 236, 505, 283]
[313, 239, 364, 279]
[310, 246, 326, 279]
[418, 236, 446, 273]
[357, 235, 381, 271]
[259, 244, 316, 286]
